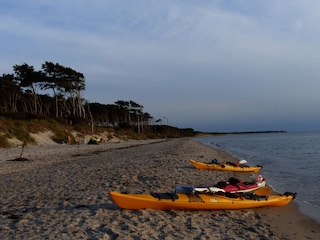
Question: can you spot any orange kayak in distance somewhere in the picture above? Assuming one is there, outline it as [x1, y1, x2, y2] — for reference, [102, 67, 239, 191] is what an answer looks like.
[189, 159, 262, 173]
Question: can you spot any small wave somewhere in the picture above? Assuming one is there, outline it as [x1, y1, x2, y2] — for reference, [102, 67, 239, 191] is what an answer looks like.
[303, 201, 320, 210]
[214, 143, 223, 149]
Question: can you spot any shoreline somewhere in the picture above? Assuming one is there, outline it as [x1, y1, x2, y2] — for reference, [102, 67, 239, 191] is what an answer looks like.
[1, 138, 319, 239]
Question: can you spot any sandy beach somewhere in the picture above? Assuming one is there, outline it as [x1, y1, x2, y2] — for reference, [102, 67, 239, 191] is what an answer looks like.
[0, 138, 319, 239]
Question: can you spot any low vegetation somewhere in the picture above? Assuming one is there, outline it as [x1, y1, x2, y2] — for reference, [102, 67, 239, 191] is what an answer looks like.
[0, 115, 198, 148]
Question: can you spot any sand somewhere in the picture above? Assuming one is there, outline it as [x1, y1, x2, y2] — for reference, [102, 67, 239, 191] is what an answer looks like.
[0, 138, 319, 240]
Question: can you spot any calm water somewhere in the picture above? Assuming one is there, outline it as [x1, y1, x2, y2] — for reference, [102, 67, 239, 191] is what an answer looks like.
[196, 132, 320, 224]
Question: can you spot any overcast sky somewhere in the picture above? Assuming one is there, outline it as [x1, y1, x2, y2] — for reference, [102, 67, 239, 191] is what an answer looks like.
[1, 0, 319, 132]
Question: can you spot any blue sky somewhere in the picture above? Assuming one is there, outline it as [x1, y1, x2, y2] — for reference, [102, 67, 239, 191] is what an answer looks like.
[1, 0, 319, 132]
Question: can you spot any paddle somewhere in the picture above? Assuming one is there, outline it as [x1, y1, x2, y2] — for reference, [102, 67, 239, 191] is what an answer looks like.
[253, 187, 271, 196]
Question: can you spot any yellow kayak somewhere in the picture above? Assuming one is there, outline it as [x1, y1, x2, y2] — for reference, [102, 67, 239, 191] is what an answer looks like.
[189, 159, 262, 173]
[109, 188, 296, 210]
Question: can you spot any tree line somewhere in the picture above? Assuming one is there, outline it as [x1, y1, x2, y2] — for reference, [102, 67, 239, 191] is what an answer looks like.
[0, 61, 158, 133]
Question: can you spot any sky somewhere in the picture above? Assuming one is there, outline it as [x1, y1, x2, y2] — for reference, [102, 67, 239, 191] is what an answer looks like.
[1, 0, 320, 132]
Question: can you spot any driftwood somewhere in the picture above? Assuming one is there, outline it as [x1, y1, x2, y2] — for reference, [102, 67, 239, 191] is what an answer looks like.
[9, 140, 29, 162]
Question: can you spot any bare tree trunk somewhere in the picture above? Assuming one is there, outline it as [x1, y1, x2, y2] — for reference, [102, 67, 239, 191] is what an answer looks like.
[87, 104, 94, 135]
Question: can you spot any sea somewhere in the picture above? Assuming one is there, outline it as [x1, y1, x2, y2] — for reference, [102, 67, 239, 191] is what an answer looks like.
[195, 132, 320, 224]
